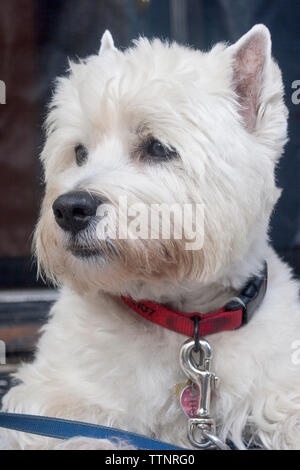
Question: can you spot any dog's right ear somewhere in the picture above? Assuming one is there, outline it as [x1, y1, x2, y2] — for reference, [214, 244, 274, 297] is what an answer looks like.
[228, 25, 272, 132]
[227, 24, 287, 160]
[99, 30, 116, 55]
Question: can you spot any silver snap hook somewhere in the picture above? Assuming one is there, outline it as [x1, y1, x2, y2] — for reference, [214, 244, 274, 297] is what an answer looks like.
[179, 337, 229, 450]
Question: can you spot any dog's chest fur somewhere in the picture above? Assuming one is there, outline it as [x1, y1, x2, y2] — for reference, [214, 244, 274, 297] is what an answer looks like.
[4, 247, 299, 449]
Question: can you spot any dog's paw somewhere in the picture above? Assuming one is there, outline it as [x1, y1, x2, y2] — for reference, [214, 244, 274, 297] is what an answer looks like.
[0, 434, 9, 450]
[53, 436, 137, 450]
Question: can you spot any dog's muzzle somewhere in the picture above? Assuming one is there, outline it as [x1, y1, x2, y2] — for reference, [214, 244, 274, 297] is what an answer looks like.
[52, 191, 102, 233]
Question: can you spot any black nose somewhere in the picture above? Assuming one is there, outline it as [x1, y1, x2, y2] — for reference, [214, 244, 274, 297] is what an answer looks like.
[52, 191, 100, 233]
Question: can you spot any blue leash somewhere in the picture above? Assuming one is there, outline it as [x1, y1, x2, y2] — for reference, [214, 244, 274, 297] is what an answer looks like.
[0, 412, 185, 450]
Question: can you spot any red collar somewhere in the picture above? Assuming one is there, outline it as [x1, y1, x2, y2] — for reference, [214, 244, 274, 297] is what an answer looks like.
[121, 262, 268, 337]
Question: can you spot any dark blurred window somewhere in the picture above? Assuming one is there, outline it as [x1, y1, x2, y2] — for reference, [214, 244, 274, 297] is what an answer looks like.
[0, 0, 299, 288]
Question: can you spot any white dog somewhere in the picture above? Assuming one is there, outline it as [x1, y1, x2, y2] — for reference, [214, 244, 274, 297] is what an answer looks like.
[2, 24, 300, 450]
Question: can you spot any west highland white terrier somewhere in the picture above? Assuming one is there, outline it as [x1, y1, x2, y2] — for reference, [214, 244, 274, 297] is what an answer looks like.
[2, 24, 300, 450]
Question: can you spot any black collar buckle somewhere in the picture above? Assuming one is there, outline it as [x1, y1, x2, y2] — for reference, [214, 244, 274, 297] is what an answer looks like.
[225, 261, 268, 327]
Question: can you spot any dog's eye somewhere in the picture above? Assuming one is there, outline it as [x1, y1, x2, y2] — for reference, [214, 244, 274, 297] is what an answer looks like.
[146, 139, 177, 161]
[75, 145, 88, 166]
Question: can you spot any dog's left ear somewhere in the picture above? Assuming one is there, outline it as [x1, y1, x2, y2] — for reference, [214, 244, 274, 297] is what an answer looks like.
[99, 30, 116, 55]
[228, 24, 271, 132]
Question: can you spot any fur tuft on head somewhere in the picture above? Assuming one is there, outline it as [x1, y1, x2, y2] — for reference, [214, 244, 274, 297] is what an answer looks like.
[99, 30, 116, 55]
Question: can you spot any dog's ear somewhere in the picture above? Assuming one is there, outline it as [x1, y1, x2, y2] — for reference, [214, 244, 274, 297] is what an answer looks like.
[228, 24, 272, 132]
[99, 30, 116, 55]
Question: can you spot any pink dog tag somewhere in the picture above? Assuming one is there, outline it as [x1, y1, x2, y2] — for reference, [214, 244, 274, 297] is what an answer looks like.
[180, 383, 201, 419]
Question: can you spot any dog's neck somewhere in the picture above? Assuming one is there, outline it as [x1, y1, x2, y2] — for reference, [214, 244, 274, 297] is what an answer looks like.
[121, 279, 234, 314]
[120, 243, 268, 314]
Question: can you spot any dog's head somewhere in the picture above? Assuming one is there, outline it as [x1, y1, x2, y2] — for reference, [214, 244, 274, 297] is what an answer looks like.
[35, 25, 287, 294]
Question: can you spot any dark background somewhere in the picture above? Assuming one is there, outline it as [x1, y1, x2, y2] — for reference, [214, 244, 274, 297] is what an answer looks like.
[0, 0, 299, 288]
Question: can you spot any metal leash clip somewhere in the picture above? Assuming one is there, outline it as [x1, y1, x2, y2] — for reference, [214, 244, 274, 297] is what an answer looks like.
[179, 325, 230, 450]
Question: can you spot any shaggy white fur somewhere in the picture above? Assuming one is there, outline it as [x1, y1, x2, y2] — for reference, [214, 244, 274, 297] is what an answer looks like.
[2, 25, 300, 450]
